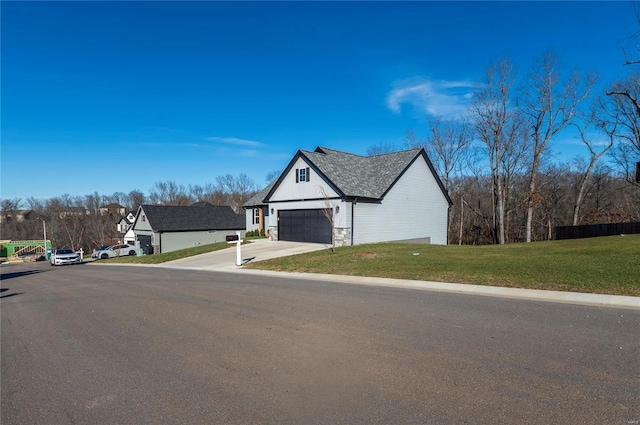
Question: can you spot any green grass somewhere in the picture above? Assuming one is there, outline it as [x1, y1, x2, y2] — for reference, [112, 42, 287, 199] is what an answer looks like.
[96, 241, 249, 265]
[246, 235, 640, 296]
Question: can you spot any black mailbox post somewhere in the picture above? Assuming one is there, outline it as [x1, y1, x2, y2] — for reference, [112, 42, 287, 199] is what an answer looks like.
[226, 235, 239, 242]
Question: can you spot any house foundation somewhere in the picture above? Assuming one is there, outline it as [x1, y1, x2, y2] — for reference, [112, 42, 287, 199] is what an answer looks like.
[334, 227, 351, 247]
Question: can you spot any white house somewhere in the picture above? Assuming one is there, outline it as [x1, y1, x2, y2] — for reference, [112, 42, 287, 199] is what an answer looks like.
[116, 211, 136, 233]
[244, 147, 452, 246]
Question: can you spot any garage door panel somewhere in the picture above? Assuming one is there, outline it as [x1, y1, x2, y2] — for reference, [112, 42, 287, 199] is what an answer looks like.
[279, 209, 331, 244]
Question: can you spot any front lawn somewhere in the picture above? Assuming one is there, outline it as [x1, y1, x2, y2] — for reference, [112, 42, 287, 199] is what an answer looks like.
[245, 235, 640, 296]
[95, 241, 247, 264]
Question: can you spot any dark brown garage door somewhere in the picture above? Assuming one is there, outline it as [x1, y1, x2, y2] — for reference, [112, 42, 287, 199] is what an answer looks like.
[278, 209, 331, 244]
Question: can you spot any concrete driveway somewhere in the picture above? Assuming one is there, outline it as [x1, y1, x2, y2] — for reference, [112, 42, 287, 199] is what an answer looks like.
[164, 238, 329, 271]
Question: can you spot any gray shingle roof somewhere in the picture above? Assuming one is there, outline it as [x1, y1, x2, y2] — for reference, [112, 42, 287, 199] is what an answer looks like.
[248, 146, 451, 205]
[243, 181, 275, 207]
[140, 204, 244, 232]
[301, 147, 423, 199]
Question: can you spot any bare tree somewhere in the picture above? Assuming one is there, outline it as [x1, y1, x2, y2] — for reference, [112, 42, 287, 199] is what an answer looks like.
[216, 174, 258, 213]
[537, 163, 573, 240]
[570, 100, 617, 225]
[265, 170, 282, 184]
[317, 187, 336, 252]
[499, 115, 532, 242]
[366, 142, 401, 156]
[470, 58, 519, 244]
[519, 51, 596, 242]
[405, 119, 473, 243]
[125, 190, 146, 211]
[0, 198, 22, 240]
[606, 72, 640, 184]
[148, 181, 192, 206]
[53, 195, 86, 250]
[620, 1, 640, 66]
[418, 118, 472, 192]
[109, 192, 127, 207]
[0, 198, 21, 220]
[201, 182, 227, 206]
[83, 192, 114, 248]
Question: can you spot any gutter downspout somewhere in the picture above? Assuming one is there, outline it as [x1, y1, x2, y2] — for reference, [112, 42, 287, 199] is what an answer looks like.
[351, 198, 357, 246]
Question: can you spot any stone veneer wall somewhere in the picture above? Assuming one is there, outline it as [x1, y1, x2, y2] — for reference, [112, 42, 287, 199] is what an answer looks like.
[334, 227, 351, 247]
[268, 226, 278, 241]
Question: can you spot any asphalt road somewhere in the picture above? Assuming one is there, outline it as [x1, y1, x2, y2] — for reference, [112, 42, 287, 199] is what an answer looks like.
[1, 261, 638, 425]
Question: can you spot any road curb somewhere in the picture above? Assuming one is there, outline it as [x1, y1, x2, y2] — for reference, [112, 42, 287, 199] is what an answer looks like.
[98, 262, 640, 310]
[228, 268, 640, 310]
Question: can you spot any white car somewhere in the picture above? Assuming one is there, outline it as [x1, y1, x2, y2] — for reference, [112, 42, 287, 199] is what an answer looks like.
[91, 244, 137, 260]
[50, 248, 82, 266]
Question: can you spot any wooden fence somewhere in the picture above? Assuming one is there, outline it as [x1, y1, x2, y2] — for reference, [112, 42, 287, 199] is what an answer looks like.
[555, 222, 640, 240]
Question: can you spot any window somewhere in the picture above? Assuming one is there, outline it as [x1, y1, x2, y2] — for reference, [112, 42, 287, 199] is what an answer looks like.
[253, 208, 260, 225]
[296, 167, 310, 183]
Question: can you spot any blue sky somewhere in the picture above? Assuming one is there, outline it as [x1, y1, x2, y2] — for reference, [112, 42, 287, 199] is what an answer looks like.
[2, 1, 637, 202]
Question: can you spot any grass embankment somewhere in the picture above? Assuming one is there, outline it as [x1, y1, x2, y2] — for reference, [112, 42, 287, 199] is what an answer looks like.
[98, 240, 250, 265]
[246, 235, 640, 296]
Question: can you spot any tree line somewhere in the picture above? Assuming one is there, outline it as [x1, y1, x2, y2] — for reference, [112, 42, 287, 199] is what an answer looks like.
[0, 174, 261, 252]
[3, 23, 640, 249]
[369, 50, 640, 245]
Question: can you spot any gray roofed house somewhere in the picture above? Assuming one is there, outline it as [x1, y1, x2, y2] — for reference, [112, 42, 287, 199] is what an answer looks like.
[244, 146, 451, 246]
[244, 181, 275, 208]
[243, 181, 277, 236]
[131, 204, 245, 254]
[99, 203, 126, 216]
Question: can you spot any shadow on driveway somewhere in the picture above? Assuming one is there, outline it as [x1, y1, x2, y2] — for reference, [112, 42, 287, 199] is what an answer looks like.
[0, 270, 47, 281]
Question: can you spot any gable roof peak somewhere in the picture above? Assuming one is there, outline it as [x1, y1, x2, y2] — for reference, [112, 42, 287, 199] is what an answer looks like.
[366, 147, 422, 158]
[262, 144, 450, 205]
[312, 146, 366, 158]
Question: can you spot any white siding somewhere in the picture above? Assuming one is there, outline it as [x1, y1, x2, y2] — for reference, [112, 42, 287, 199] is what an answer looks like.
[245, 209, 258, 232]
[353, 158, 449, 245]
[269, 158, 338, 202]
[123, 228, 136, 244]
[132, 208, 153, 231]
[345, 200, 353, 231]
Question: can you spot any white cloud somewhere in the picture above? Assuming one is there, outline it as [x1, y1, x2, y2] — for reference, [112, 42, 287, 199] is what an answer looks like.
[205, 136, 264, 148]
[386, 78, 475, 120]
[564, 135, 612, 148]
[238, 149, 261, 157]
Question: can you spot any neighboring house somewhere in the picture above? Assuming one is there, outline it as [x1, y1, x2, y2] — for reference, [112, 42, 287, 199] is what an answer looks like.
[59, 207, 90, 218]
[244, 181, 275, 235]
[123, 227, 136, 245]
[116, 212, 136, 233]
[244, 147, 452, 246]
[119, 212, 137, 245]
[0, 209, 36, 223]
[100, 203, 127, 216]
[130, 203, 245, 254]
